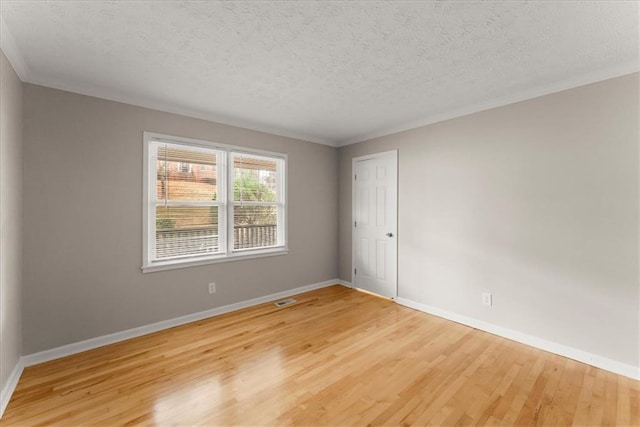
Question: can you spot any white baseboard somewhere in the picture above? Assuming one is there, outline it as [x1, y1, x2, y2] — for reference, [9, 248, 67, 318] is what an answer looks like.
[22, 279, 342, 368]
[336, 279, 353, 288]
[0, 358, 24, 418]
[2, 279, 349, 417]
[396, 297, 640, 381]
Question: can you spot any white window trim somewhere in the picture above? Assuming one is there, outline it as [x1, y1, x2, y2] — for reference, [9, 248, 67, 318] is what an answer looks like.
[142, 132, 288, 273]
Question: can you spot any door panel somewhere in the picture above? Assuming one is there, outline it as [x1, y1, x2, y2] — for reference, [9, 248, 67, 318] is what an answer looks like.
[353, 151, 397, 299]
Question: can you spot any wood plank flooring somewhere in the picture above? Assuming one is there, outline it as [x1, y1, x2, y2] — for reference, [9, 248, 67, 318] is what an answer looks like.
[2, 285, 638, 426]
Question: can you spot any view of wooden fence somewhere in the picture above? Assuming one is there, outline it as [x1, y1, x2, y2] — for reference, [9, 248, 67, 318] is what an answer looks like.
[155, 224, 277, 258]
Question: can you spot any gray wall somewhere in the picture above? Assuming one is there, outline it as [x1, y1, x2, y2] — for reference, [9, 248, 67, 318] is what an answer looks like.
[339, 74, 640, 367]
[15, 70, 640, 372]
[0, 51, 23, 391]
[22, 84, 338, 354]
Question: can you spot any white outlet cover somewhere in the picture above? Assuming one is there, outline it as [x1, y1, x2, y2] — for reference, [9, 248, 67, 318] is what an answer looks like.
[208, 282, 216, 294]
[482, 293, 492, 306]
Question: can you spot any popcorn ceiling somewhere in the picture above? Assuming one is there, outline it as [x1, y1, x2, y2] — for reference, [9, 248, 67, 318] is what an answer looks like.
[1, 1, 637, 145]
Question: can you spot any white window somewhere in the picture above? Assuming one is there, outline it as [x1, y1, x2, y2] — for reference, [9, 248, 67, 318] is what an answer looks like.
[143, 132, 287, 272]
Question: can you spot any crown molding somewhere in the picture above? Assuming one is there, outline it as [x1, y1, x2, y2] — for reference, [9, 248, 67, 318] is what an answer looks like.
[0, 13, 336, 147]
[0, 15, 30, 81]
[2, 8, 636, 150]
[25, 70, 338, 147]
[338, 61, 640, 147]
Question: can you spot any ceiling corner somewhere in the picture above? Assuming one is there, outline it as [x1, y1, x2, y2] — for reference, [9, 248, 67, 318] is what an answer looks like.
[337, 60, 640, 148]
[0, 15, 30, 81]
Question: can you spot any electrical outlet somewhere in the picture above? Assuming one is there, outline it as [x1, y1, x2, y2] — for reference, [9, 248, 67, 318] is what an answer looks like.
[482, 292, 492, 306]
[208, 282, 216, 294]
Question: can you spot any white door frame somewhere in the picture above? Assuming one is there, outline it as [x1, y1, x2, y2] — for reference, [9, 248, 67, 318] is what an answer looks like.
[351, 150, 398, 299]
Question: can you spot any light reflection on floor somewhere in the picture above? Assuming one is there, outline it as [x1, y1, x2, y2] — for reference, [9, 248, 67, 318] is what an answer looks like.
[153, 348, 284, 424]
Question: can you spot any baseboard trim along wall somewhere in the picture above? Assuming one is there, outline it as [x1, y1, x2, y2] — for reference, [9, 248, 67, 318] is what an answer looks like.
[336, 279, 353, 288]
[22, 279, 350, 368]
[396, 297, 640, 381]
[0, 359, 24, 418]
[3, 280, 636, 418]
[0, 279, 349, 418]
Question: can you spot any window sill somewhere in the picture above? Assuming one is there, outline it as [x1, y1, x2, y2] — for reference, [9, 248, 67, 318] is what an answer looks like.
[142, 247, 289, 273]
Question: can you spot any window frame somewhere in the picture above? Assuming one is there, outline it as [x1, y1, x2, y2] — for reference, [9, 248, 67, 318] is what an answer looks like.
[142, 132, 288, 273]
[149, 142, 226, 262]
[229, 151, 286, 252]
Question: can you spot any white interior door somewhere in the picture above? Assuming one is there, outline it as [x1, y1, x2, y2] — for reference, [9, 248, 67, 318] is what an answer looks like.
[353, 151, 397, 299]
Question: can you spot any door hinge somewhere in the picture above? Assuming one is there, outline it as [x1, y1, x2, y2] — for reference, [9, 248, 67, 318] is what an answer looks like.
[354, 174, 357, 181]
[354, 268, 357, 275]
[354, 221, 357, 228]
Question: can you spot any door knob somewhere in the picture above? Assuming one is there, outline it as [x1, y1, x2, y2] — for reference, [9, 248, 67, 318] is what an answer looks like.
[386, 232, 393, 237]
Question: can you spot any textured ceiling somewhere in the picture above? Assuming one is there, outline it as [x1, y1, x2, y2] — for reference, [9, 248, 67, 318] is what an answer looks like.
[1, 1, 638, 146]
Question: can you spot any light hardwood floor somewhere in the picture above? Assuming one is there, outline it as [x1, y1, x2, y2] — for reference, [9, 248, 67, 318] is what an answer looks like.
[2, 285, 638, 426]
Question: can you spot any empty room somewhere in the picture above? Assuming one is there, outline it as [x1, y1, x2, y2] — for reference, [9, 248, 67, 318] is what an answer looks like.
[0, 1, 638, 425]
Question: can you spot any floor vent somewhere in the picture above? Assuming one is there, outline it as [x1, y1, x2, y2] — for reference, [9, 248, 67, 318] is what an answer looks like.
[274, 298, 296, 307]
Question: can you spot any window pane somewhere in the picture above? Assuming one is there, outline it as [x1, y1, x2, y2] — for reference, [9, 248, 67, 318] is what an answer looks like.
[155, 205, 220, 259]
[233, 155, 278, 202]
[233, 205, 278, 250]
[157, 146, 218, 201]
